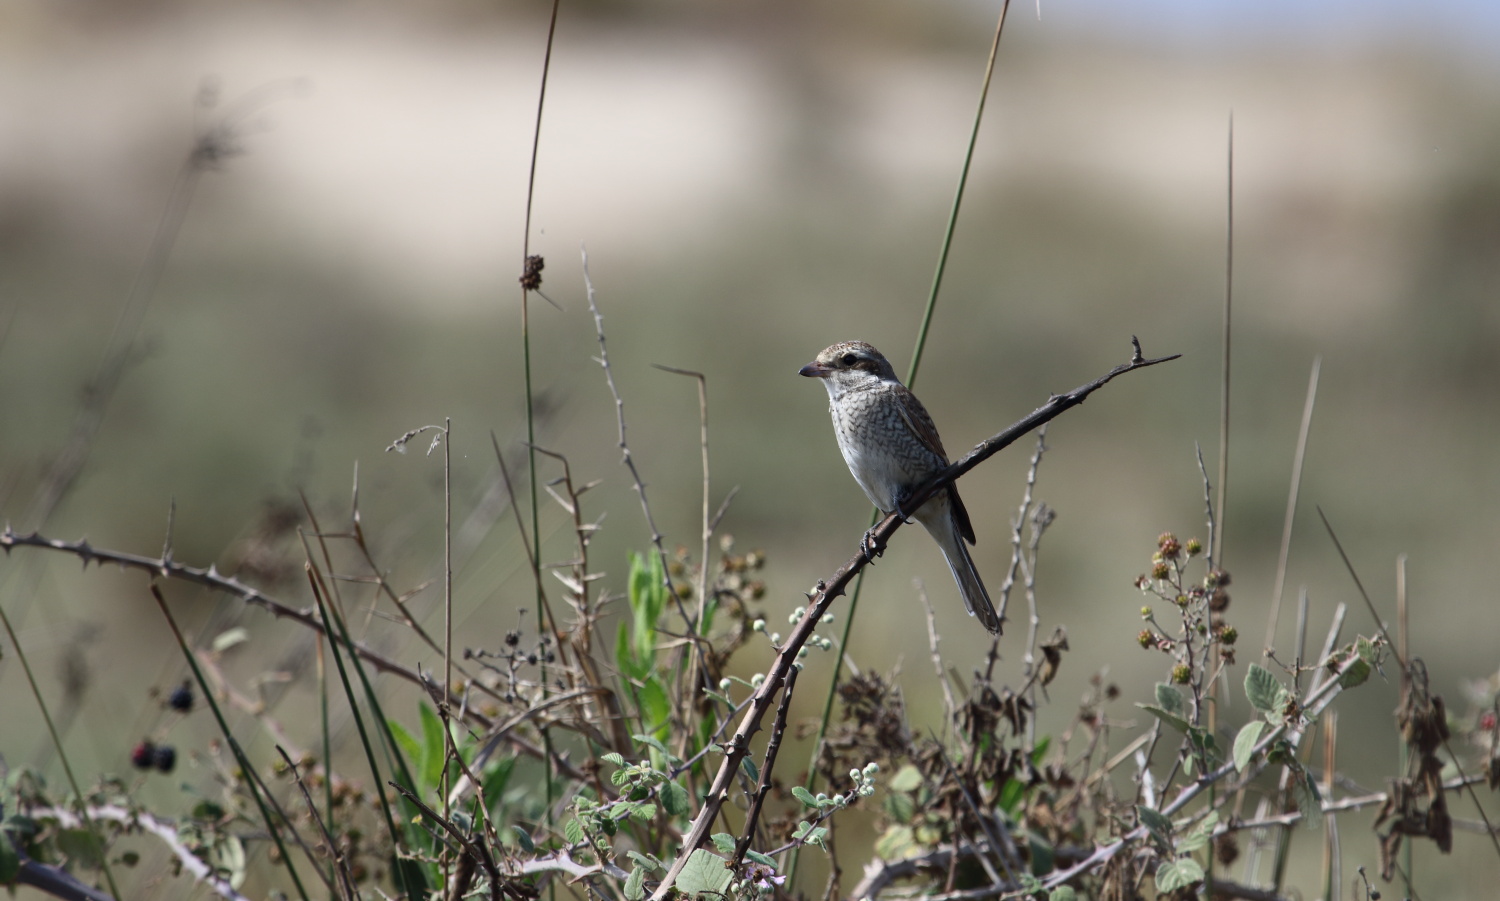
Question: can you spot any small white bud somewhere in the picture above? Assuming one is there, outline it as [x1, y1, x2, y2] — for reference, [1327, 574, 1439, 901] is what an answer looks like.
[822, 613, 835, 624]
[752, 619, 766, 633]
[719, 678, 732, 691]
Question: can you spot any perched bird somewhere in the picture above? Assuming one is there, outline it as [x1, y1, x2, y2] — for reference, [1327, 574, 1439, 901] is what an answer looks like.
[800, 341, 1000, 634]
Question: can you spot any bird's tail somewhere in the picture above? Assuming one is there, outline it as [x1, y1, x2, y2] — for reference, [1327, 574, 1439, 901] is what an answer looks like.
[927, 512, 1001, 635]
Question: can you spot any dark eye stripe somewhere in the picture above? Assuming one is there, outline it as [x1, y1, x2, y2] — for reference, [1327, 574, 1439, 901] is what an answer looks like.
[841, 353, 858, 366]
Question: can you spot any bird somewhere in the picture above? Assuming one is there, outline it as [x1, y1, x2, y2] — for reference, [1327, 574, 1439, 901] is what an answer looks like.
[799, 341, 1000, 634]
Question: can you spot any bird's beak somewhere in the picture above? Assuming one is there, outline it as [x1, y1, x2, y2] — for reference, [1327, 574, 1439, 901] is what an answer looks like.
[798, 361, 830, 378]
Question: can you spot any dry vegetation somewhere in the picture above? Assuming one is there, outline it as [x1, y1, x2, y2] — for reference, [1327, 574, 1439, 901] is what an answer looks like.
[3, 3, 1500, 901]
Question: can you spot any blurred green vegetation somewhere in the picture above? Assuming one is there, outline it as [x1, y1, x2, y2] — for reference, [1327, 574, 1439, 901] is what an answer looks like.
[2, 4, 1500, 897]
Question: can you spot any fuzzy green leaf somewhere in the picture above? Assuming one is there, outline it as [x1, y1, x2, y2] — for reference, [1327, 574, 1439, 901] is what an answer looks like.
[676, 849, 733, 898]
[1155, 858, 1204, 891]
[791, 786, 818, 808]
[1154, 683, 1185, 716]
[745, 848, 777, 867]
[1234, 721, 1266, 772]
[888, 764, 923, 792]
[874, 825, 917, 861]
[661, 781, 690, 817]
[1245, 664, 1281, 714]
[1137, 703, 1191, 734]
[511, 826, 534, 854]
[710, 833, 737, 855]
[883, 789, 915, 824]
[624, 866, 646, 901]
[1338, 654, 1372, 689]
[1136, 805, 1173, 851]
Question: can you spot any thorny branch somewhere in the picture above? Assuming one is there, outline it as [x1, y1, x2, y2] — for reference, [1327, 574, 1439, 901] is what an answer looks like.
[0, 527, 594, 786]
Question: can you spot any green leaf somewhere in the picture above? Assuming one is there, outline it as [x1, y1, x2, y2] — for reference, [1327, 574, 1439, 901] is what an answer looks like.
[602, 752, 627, 768]
[676, 848, 733, 898]
[626, 851, 660, 871]
[625, 866, 646, 901]
[1176, 811, 1219, 854]
[1136, 806, 1173, 851]
[745, 848, 777, 867]
[1245, 664, 1281, 714]
[882, 789, 915, 824]
[1294, 769, 1324, 822]
[617, 621, 645, 681]
[888, 764, 923, 793]
[511, 825, 534, 854]
[387, 718, 422, 771]
[633, 733, 671, 760]
[710, 833, 737, 855]
[741, 756, 759, 782]
[1049, 887, 1078, 901]
[1137, 703, 1191, 734]
[639, 678, 672, 737]
[563, 818, 586, 845]
[874, 825, 917, 861]
[1154, 683, 1186, 716]
[1234, 721, 1266, 772]
[661, 782, 690, 817]
[627, 802, 658, 823]
[418, 702, 446, 792]
[1338, 654, 1372, 689]
[0, 830, 20, 886]
[628, 552, 669, 670]
[791, 786, 818, 808]
[1155, 858, 1204, 891]
[998, 775, 1025, 814]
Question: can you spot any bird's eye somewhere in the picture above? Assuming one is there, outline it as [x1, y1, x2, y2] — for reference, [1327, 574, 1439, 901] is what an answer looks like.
[841, 353, 858, 366]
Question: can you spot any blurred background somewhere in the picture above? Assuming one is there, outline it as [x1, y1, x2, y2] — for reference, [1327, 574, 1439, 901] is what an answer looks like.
[2, 0, 1498, 896]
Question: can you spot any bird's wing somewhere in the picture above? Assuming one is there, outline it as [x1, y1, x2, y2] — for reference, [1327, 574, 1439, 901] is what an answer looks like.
[894, 388, 977, 545]
[893, 387, 949, 462]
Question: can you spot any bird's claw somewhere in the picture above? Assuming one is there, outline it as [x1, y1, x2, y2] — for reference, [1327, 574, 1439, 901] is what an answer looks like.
[860, 528, 884, 563]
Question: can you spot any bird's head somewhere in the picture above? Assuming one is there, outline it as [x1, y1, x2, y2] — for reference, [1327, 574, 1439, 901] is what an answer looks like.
[799, 341, 900, 395]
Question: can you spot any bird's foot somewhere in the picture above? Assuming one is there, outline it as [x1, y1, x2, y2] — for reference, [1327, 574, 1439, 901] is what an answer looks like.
[860, 527, 885, 563]
[891, 489, 917, 525]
